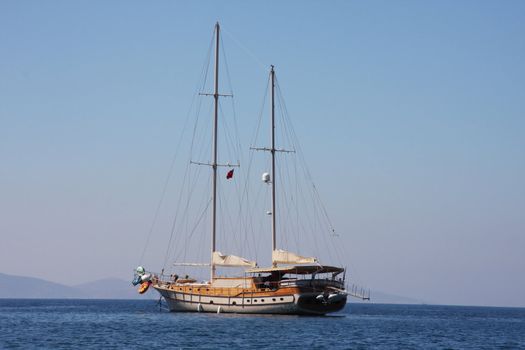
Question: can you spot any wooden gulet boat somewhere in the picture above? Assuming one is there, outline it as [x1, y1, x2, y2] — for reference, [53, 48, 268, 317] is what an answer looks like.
[137, 23, 351, 315]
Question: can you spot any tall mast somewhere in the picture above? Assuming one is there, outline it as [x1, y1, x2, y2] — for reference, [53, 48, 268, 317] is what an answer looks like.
[211, 22, 220, 280]
[270, 65, 277, 265]
[251, 66, 292, 265]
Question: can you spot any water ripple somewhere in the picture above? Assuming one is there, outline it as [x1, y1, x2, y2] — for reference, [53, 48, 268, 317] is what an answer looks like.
[0, 300, 524, 349]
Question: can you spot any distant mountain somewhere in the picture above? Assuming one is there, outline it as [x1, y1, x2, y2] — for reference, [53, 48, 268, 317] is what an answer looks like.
[0, 272, 155, 299]
[73, 278, 156, 300]
[1, 272, 424, 304]
[0, 272, 84, 298]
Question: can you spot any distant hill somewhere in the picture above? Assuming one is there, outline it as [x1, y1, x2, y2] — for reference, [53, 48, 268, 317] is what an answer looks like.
[0, 272, 84, 298]
[73, 278, 156, 300]
[0, 272, 155, 299]
[1, 272, 424, 303]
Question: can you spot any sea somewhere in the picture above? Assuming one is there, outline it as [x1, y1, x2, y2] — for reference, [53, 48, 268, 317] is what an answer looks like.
[0, 299, 524, 349]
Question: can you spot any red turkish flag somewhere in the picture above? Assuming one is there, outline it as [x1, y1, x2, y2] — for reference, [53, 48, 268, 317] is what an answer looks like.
[226, 169, 234, 179]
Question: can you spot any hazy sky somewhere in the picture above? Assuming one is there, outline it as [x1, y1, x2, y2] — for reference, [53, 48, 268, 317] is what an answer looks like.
[1, 1, 524, 307]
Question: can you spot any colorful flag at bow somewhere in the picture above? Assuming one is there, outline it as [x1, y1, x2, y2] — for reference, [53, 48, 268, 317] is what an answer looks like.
[226, 169, 234, 179]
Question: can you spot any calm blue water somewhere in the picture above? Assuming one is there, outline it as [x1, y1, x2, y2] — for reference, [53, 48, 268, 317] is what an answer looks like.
[1, 299, 524, 349]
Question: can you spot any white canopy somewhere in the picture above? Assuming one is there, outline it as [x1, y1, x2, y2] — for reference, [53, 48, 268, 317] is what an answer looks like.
[272, 249, 318, 265]
[212, 251, 257, 267]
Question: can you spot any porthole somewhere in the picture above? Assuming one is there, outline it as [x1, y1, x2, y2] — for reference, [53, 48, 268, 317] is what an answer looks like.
[210, 300, 214, 304]
[254, 299, 258, 303]
[261, 299, 265, 302]
[272, 298, 276, 302]
[280, 297, 284, 301]
[232, 301, 237, 305]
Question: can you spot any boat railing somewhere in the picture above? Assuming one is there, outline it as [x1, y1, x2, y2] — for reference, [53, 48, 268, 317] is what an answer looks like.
[347, 283, 371, 300]
[144, 270, 347, 295]
[142, 271, 177, 286]
[278, 278, 344, 289]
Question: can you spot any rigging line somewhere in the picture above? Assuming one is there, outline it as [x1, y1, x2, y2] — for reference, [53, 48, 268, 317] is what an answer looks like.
[274, 87, 295, 250]
[276, 79, 339, 236]
[292, 152, 302, 252]
[240, 74, 269, 211]
[279, 142, 298, 249]
[242, 158, 266, 260]
[220, 179, 242, 257]
[138, 94, 193, 265]
[176, 157, 209, 262]
[165, 27, 214, 269]
[185, 198, 212, 241]
[171, 177, 210, 265]
[164, 103, 211, 268]
[309, 184, 328, 256]
[230, 154, 247, 257]
[214, 32, 245, 255]
[193, 100, 212, 160]
[186, 30, 214, 167]
[287, 140, 321, 255]
[235, 75, 270, 257]
[219, 36, 238, 161]
[215, 98, 242, 242]
[275, 80, 331, 258]
[218, 103, 237, 165]
[242, 75, 269, 187]
[292, 135, 343, 264]
[219, 33, 243, 160]
[217, 181, 226, 253]
[166, 152, 205, 266]
[189, 98, 205, 159]
[277, 88, 310, 253]
[199, 26, 216, 93]
[162, 159, 191, 270]
[249, 75, 270, 149]
[172, 104, 207, 274]
[249, 178, 266, 262]
[219, 173, 241, 255]
[213, 54, 245, 244]
[218, 106, 246, 255]
[278, 95, 345, 266]
[169, 164, 191, 270]
[166, 115, 206, 267]
[191, 27, 216, 160]
[220, 25, 267, 72]
[219, 33, 234, 97]
[217, 182, 231, 254]
[277, 158, 290, 250]
[138, 42, 212, 265]
[255, 183, 271, 262]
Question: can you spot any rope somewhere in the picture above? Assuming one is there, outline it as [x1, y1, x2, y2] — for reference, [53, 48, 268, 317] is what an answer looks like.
[138, 29, 215, 266]
[221, 25, 267, 73]
[159, 28, 216, 271]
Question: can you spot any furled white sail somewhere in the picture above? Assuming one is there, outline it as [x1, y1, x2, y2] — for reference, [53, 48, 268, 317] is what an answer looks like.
[272, 249, 318, 264]
[212, 251, 257, 267]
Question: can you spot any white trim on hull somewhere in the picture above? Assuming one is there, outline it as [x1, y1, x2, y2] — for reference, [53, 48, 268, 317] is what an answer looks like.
[164, 296, 299, 314]
[154, 287, 346, 315]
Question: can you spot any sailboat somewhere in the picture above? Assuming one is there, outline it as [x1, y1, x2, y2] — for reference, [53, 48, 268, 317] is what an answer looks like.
[134, 23, 360, 315]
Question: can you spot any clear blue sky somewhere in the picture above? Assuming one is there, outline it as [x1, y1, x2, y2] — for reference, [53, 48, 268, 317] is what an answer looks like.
[1, 1, 524, 307]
